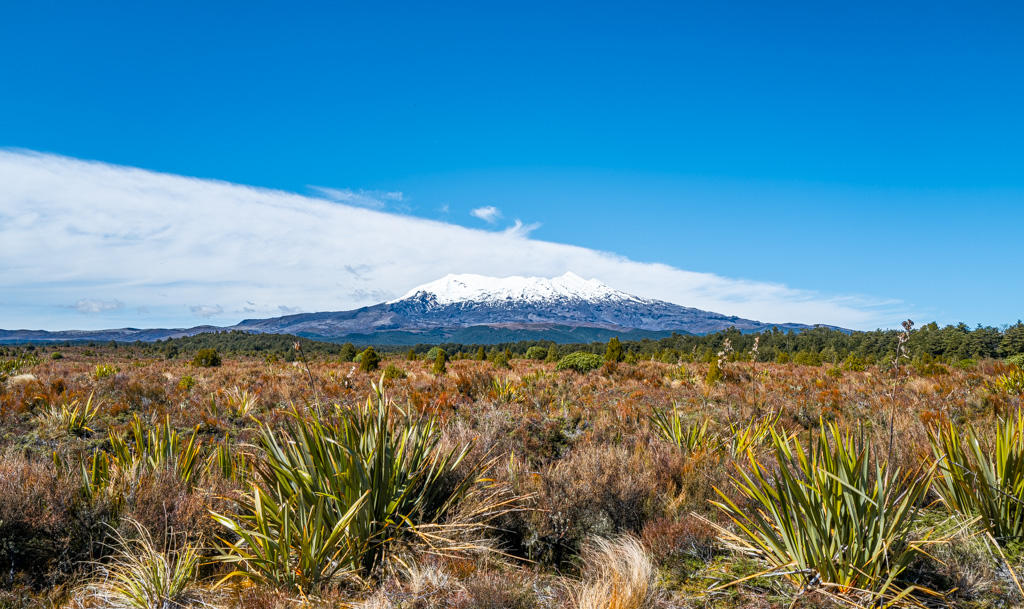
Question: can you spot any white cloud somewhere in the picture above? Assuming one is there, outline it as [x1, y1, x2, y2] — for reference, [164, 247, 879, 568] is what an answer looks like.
[0, 150, 909, 330]
[63, 298, 125, 314]
[310, 186, 404, 209]
[190, 304, 224, 318]
[503, 220, 542, 238]
[470, 205, 502, 223]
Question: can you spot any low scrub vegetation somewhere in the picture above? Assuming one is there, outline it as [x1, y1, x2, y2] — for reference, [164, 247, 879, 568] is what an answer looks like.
[0, 334, 1023, 607]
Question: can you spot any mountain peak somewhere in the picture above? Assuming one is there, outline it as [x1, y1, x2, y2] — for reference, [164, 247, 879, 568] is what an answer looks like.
[391, 272, 647, 306]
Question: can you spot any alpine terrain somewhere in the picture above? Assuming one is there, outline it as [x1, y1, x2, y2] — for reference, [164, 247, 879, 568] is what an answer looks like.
[0, 273, 826, 344]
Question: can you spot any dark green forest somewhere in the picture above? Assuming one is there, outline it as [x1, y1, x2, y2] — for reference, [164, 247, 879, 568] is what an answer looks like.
[7, 321, 1022, 367]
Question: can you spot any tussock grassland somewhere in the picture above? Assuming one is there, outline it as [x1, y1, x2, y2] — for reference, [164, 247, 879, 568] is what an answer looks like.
[1, 343, 1023, 608]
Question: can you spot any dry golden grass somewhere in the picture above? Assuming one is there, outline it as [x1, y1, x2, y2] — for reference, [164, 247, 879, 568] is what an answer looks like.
[570, 536, 654, 609]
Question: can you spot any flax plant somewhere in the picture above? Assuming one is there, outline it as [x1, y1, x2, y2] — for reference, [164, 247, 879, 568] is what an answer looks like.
[929, 411, 1024, 544]
[709, 422, 938, 605]
[649, 405, 718, 454]
[38, 392, 100, 437]
[110, 414, 203, 486]
[212, 378, 502, 593]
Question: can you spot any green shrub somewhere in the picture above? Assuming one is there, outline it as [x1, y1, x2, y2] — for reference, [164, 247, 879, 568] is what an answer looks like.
[50, 352, 63, 360]
[556, 352, 604, 374]
[406, 349, 417, 361]
[1007, 354, 1024, 369]
[425, 347, 443, 362]
[492, 351, 510, 369]
[382, 363, 406, 381]
[841, 353, 865, 371]
[793, 350, 822, 366]
[705, 358, 724, 384]
[191, 348, 221, 367]
[525, 346, 547, 360]
[177, 375, 197, 391]
[358, 347, 380, 372]
[954, 358, 977, 369]
[339, 343, 357, 363]
[476, 346, 487, 361]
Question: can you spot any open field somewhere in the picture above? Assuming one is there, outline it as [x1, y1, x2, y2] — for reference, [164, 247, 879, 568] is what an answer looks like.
[2, 342, 1024, 608]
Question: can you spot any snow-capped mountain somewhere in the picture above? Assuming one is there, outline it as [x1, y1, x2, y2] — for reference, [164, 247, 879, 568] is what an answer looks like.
[1, 273, 823, 344]
[390, 272, 647, 307]
[228, 273, 816, 341]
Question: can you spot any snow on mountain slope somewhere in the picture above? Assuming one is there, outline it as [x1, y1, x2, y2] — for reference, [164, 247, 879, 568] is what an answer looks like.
[391, 272, 650, 306]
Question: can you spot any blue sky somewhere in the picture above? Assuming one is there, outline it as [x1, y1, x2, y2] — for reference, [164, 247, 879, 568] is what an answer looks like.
[1, 1, 1022, 330]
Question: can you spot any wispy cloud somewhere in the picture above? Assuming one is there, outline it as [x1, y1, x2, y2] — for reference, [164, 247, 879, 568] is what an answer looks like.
[470, 205, 502, 223]
[0, 150, 909, 330]
[190, 304, 224, 318]
[503, 220, 542, 238]
[310, 186, 405, 209]
[61, 298, 125, 314]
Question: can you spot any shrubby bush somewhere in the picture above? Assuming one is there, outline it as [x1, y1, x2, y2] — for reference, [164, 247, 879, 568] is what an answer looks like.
[525, 346, 548, 360]
[556, 352, 603, 374]
[191, 348, 221, 367]
[382, 363, 406, 381]
[358, 347, 381, 372]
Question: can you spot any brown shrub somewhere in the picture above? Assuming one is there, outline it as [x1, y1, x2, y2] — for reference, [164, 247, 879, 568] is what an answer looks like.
[518, 443, 659, 566]
[121, 469, 229, 556]
[0, 453, 116, 588]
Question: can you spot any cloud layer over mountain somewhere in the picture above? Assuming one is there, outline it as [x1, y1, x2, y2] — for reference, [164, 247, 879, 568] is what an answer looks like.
[0, 150, 905, 330]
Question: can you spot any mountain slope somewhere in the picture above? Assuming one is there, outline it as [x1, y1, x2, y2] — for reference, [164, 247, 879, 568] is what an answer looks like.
[232, 272, 816, 338]
[0, 273, 826, 344]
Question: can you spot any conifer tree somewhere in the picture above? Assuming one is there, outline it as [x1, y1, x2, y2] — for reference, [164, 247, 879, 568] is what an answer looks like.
[432, 349, 447, 375]
[604, 337, 625, 363]
[358, 347, 381, 372]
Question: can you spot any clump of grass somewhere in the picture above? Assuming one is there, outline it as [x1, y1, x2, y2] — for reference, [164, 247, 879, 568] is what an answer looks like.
[569, 535, 654, 609]
[709, 421, 938, 605]
[993, 368, 1024, 395]
[224, 386, 260, 418]
[94, 364, 119, 380]
[86, 519, 201, 609]
[491, 376, 523, 404]
[38, 392, 100, 437]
